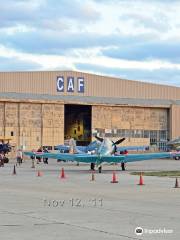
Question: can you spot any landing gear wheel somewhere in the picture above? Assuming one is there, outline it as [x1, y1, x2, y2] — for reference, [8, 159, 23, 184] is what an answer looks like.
[98, 166, 102, 173]
[121, 162, 126, 171]
[90, 163, 95, 170]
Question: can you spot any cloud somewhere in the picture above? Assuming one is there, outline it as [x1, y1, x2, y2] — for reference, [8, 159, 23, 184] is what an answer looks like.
[0, 0, 100, 29]
[0, 31, 118, 54]
[0, 0, 180, 87]
[0, 28, 155, 55]
[102, 41, 180, 62]
[0, 56, 41, 71]
[119, 12, 169, 32]
[0, 0, 42, 28]
[75, 63, 180, 87]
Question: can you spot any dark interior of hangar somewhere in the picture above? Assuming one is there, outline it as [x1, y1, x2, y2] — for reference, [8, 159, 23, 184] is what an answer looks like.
[64, 104, 92, 145]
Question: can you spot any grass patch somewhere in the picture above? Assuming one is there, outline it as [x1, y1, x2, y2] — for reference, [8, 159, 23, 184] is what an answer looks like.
[131, 171, 180, 177]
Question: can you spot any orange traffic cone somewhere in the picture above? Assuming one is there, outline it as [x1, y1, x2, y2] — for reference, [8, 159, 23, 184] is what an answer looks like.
[91, 171, 95, 181]
[37, 170, 42, 177]
[174, 178, 180, 188]
[12, 165, 16, 175]
[60, 168, 66, 179]
[138, 172, 144, 185]
[111, 171, 118, 183]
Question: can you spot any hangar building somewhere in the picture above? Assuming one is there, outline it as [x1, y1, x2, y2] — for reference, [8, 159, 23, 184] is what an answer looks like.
[0, 70, 180, 150]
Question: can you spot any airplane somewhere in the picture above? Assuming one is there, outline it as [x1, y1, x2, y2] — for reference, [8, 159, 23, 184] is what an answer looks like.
[24, 137, 180, 173]
[0, 138, 12, 154]
[55, 137, 148, 154]
[0, 137, 12, 163]
[167, 137, 180, 150]
[54, 139, 101, 154]
[167, 137, 180, 160]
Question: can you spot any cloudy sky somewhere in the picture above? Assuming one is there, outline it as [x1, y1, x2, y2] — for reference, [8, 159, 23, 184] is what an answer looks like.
[1, 0, 180, 86]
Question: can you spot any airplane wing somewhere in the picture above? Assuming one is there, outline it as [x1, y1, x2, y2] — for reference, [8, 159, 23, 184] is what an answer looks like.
[74, 155, 98, 163]
[100, 152, 180, 163]
[24, 151, 37, 157]
[99, 155, 125, 163]
[43, 153, 81, 161]
[123, 152, 172, 162]
[83, 152, 180, 164]
[24, 151, 97, 162]
[24, 151, 180, 165]
[24, 151, 125, 165]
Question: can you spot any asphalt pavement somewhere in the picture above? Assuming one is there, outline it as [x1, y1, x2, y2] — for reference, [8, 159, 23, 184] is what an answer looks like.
[0, 158, 180, 240]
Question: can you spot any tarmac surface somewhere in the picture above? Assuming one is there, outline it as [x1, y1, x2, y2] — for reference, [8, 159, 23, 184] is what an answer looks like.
[0, 158, 180, 240]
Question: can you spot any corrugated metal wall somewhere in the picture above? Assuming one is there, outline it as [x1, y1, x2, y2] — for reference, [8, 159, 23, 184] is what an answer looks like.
[170, 105, 180, 138]
[0, 71, 180, 100]
[92, 105, 168, 146]
[0, 102, 64, 150]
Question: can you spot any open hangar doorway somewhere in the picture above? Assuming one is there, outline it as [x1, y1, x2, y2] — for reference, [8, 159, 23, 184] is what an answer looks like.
[64, 104, 92, 146]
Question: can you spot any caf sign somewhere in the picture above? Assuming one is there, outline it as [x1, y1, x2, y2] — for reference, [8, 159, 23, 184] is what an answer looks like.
[56, 76, 84, 93]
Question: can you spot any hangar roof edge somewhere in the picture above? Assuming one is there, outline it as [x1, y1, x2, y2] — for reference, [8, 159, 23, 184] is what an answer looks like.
[0, 92, 179, 107]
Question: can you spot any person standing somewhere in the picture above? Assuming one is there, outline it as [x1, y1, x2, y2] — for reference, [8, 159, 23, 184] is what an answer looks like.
[16, 149, 23, 166]
[43, 147, 49, 164]
[0, 152, 4, 167]
[36, 147, 43, 164]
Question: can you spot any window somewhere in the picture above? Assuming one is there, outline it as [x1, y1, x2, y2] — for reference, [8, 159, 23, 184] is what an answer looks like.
[159, 130, 167, 140]
[11, 131, 14, 136]
[133, 130, 143, 138]
[117, 129, 125, 137]
[129, 130, 134, 138]
[144, 130, 150, 138]
[105, 132, 112, 137]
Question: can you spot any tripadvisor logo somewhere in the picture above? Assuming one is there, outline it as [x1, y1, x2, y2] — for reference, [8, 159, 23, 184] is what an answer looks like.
[135, 227, 173, 236]
[135, 227, 143, 236]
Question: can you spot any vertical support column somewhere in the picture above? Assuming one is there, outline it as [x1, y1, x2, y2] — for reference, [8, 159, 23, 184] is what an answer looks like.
[52, 105, 54, 148]
[167, 108, 170, 141]
[41, 103, 43, 147]
[18, 103, 20, 148]
[3, 102, 6, 138]
[90, 105, 92, 143]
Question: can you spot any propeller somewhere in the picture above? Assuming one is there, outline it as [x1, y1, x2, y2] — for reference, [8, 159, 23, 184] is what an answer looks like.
[95, 135, 104, 142]
[112, 138, 126, 153]
[95, 135, 126, 145]
[114, 138, 126, 145]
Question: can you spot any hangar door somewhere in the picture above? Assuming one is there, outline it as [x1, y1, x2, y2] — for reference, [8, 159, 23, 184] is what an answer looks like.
[64, 104, 91, 145]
